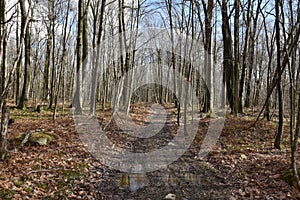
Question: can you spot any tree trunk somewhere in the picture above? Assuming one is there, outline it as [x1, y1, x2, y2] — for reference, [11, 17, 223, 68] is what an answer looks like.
[244, 0, 261, 108]
[53, 0, 71, 120]
[82, 0, 89, 81]
[74, 0, 83, 114]
[291, 87, 300, 188]
[239, 0, 252, 112]
[18, 0, 31, 109]
[220, 0, 234, 112]
[0, 105, 9, 160]
[43, 27, 52, 101]
[233, 0, 241, 114]
[90, 0, 106, 116]
[274, 0, 283, 149]
[15, 4, 21, 104]
[201, 0, 214, 113]
[49, 0, 56, 109]
[0, 0, 7, 96]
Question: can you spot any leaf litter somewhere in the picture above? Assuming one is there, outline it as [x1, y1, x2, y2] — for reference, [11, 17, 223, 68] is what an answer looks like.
[0, 105, 299, 199]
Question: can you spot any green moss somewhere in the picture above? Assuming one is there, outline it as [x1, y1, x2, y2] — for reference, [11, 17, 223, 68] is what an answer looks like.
[29, 132, 54, 145]
[13, 131, 54, 146]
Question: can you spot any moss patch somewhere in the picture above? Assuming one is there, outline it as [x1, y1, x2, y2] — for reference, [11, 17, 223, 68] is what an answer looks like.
[29, 132, 54, 145]
[13, 131, 55, 146]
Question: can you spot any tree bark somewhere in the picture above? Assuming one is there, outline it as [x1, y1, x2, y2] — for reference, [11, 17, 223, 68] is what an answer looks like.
[90, 0, 106, 116]
[291, 87, 300, 188]
[200, 0, 214, 113]
[0, 105, 9, 160]
[220, 0, 234, 112]
[74, 0, 83, 114]
[274, 0, 283, 149]
[0, 0, 7, 96]
[15, 4, 21, 104]
[18, 0, 31, 109]
[43, 27, 52, 101]
[233, 0, 240, 114]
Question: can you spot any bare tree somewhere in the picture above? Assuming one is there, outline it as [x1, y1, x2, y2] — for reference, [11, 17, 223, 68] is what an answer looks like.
[0, 0, 32, 159]
[90, 0, 106, 116]
[219, 0, 234, 113]
[0, 0, 7, 95]
[274, 0, 284, 149]
[74, 0, 84, 114]
[18, 0, 32, 109]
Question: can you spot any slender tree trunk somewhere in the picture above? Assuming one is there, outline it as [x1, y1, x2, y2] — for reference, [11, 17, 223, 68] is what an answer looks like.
[82, 0, 89, 81]
[0, 0, 7, 96]
[233, 0, 241, 114]
[74, 0, 83, 114]
[201, 0, 214, 113]
[239, 0, 252, 112]
[289, 49, 298, 187]
[49, 0, 56, 109]
[274, 0, 283, 149]
[244, 0, 261, 108]
[90, 0, 106, 116]
[239, 1, 253, 111]
[291, 87, 300, 188]
[261, 6, 275, 120]
[15, 4, 21, 104]
[53, 0, 71, 120]
[220, 0, 234, 112]
[43, 28, 51, 101]
[18, 0, 31, 109]
[0, 105, 9, 160]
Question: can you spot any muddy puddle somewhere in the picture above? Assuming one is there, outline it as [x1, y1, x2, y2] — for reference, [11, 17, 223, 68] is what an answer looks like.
[119, 172, 203, 192]
[90, 160, 231, 199]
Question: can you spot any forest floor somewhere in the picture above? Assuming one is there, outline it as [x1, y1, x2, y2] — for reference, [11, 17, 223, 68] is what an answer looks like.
[0, 103, 300, 199]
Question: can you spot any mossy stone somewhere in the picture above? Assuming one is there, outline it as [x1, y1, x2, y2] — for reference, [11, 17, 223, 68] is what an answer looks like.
[13, 131, 54, 146]
[29, 132, 54, 145]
